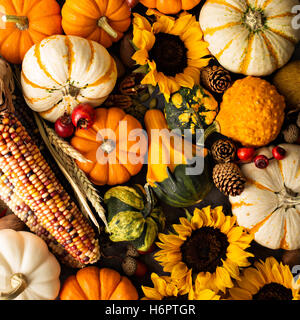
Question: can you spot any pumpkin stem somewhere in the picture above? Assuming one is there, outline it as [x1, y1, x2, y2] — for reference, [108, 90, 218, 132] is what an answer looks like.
[4, 15, 29, 31]
[196, 121, 220, 145]
[143, 183, 155, 218]
[0, 273, 27, 300]
[98, 16, 118, 39]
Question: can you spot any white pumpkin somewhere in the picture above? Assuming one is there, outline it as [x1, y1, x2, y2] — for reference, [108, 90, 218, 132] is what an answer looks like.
[0, 229, 61, 300]
[21, 35, 117, 122]
[229, 144, 300, 250]
[199, 0, 300, 76]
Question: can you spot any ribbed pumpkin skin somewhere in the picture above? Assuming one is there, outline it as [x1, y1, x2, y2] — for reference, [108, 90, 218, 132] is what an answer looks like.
[0, 0, 62, 64]
[165, 85, 218, 135]
[60, 267, 139, 300]
[21, 35, 117, 122]
[104, 185, 166, 251]
[140, 0, 201, 14]
[199, 0, 300, 76]
[61, 0, 131, 48]
[145, 109, 213, 208]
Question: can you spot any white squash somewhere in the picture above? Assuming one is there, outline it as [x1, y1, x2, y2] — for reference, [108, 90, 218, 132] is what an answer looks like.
[229, 144, 300, 250]
[0, 229, 61, 300]
[21, 35, 117, 122]
[199, 0, 300, 76]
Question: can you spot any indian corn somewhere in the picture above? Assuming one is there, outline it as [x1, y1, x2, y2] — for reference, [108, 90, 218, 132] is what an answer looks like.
[0, 111, 100, 264]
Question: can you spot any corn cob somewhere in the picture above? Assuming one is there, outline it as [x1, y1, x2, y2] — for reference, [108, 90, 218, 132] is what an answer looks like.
[0, 172, 85, 268]
[0, 111, 100, 264]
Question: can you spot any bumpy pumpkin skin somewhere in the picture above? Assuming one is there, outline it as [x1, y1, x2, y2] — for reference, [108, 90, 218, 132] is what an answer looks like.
[140, 0, 201, 14]
[165, 85, 218, 135]
[71, 108, 147, 186]
[145, 109, 213, 208]
[229, 144, 300, 251]
[59, 267, 139, 300]
[104, 184, 166, 251]
[0, 0, 62, 65]
[216, 76, 285, 148]
[61, 0, 131, 48]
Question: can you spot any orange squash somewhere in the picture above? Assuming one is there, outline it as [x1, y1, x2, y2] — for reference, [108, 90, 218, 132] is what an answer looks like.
[60, 267, 139, 300]
[0, 0, 62, 65]
[140, 0, 201, 14]
[71, 107, 147, 186]
[61, 0, 131, 48]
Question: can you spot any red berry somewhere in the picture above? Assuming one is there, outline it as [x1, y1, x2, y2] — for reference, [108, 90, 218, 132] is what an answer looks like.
[137, 243, 156, 255]
[134, 260, 148, 278]
[237, 148, 256, 162]
[71, 103, 96, 129]
[272, 146, 286, 160]
[254, 155, 269, 169]
[54, 114, 75, 138]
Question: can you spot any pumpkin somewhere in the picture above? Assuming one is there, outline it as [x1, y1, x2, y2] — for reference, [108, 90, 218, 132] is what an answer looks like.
[104, 184, 166, 252]
[199, 0, 300, 76]
[0, 0, 62, 65]
[145, 109, 213, 208]
[165, 85, 218, 135]
[60, 266, 138, 300]
[229, 144, 300, 250]
[61, 0, 131, 49]
[0, 229, 61, 300]
[21, 35, 117, 123]
[70, 107, 147, 186]
[140, 0, 201, 14]
[215, 76, 285, 148]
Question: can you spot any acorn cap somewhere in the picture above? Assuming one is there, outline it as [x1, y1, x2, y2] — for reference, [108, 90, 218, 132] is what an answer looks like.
[126, 244, 140, 258]
[282, 124, 299, 144]
[122, 256, 137, 276]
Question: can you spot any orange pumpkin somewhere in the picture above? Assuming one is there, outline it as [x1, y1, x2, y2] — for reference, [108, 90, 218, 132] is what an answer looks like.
[0, 0, 62, 65]
[60, 267, 139, 300]
[71, 107, 147, 186]
[61, 0, 131, 48]
[140, 0, 201, 14]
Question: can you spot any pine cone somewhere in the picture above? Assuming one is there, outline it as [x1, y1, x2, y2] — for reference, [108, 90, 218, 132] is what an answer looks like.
[211, 139, 236, 163]
[201, 65, 231, 94]
[213, 163, 246, 197]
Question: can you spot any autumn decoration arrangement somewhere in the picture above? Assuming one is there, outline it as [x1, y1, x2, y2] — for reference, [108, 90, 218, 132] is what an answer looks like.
[0, 0, 300, 302]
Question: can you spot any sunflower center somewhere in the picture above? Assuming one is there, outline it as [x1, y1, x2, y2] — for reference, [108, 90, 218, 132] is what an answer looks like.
[253, 282, 293, 300]
[148, 33, 188, 77]
[180, 226, 229, 274]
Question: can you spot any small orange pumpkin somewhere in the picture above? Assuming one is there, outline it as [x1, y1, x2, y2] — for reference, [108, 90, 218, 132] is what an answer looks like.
[60, 267, 139, 300]
[61, 0, 131, 48]
[0, 0, 62, 64]
[71, 107, 147, 186]
[140, 0, 201, 14]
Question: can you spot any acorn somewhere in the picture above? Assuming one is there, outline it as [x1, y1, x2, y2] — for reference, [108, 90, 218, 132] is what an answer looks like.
[121, 256, 147, 277]
[126, 244, 140, 258]
[119, 32, 136, 69]
[282, 124, 299, 144]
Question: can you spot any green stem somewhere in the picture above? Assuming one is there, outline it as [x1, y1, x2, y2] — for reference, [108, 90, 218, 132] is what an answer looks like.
[196, 121, 220, 146]
[98, 16, 118, 39]
[0, 273, 27, 300]
[4, 15, 29, 31]
[143, 183, 155, 218]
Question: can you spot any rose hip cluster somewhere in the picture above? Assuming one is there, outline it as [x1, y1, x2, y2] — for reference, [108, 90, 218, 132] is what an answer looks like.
[54, 103, 96, 138]
[237, 146, 286, 169]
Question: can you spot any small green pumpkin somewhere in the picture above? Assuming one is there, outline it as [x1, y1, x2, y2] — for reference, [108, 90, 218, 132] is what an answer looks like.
[104, 184, 166, 252]
[165, 85, 219, 135]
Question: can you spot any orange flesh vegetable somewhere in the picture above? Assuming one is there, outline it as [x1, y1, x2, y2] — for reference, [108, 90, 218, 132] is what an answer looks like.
[140, 0, 201, 14]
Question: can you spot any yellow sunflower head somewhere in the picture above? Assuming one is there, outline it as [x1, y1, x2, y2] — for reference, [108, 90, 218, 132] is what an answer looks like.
[229, 257, 300, 300]
[132, 9, 210, 102]
[154, 206, 254, 293]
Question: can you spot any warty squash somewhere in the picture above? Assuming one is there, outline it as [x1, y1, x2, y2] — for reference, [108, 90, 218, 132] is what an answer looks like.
[61, 0, 131, 49]
[104, 184, 166, 252]
[21, 35, 117, 123]
[199, 0, 300, 76]
[140, 0, 201, 14]
[60, 266, 139, 300]
[71, 107, 147, 186]
[145, 109, 213, 208]
[229, 144, 300, 251]
[0, 229, 61, 300]
[0, 0, 62, 65]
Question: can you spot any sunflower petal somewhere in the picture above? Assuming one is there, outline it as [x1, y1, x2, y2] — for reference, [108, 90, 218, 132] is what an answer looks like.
[142, 286, 163, 300]
[229, 287, 253, 300]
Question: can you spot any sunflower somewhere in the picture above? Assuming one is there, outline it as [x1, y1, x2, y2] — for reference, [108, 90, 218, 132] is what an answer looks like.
[229, 257, 300, 300]
[142, 272, 220, 300]
[131, 9, 210, 102]
[154, 206, 254, 293]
